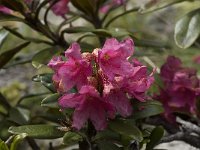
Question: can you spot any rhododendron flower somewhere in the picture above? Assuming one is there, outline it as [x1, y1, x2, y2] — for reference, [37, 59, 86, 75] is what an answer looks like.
[48, 43, 92, 92]
[104, 83, 133, 117]
[126, 65, 154, 101]
[98, 38, 134, 80]
[156, 56, 200, 122]
[103, 59, 154, 116]
[49, 38, 154, 130]
[59, 86, 115, 130]
[0, 6, 12, 14]
[51, 0, 69, 17]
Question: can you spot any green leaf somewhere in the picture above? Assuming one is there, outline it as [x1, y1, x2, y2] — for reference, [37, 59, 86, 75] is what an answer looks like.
[63, 131, 82, 145]
[146, 126, 164, 150]
[109, 119, 143, 142]
[63, 27, 112, 37]
[8, 125, 64, 139]
[32, 47, 62, 69]
[41, 93, 59, 108]
[0, 12, 25, 22]
[8, 107, 30, 125]
[97, 141, 122, 150]
[0, 92, 11, 110]
[0, 139, 9, 150]
[139, 0, 191, 13]
[32, 74, 56, 92]
[0, 29, 8, 48]
[174, 8, 200, 49]
[133, 100, 164, 120]
[94, 129, 120, 141]
[0, 0, 27, 13]
[10, 134, 27, 150]
[0, 41, 30, 68]
[70, 0, 96, 16]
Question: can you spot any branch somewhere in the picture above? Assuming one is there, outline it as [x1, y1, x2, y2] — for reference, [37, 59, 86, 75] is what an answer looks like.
[160, 132, 200, 148]
[145, 116, 179, 134]
[176, 117, 200, 135]
[104, 7, 139, 28]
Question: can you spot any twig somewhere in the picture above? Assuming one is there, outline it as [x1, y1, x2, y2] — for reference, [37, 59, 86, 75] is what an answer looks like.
[26, 137, 40, 150]
[160, 132, 200, 148]
[145, 116, 179, 134]
[176, 117, 200, 135]
[104, 7, 139, 28]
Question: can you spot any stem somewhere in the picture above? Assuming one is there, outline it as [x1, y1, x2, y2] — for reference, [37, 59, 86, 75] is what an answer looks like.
[44, 0, 57, 29]
[159, 132, 200, 148]
[104, 7, 139, 28]
[26, 137, 40, 150]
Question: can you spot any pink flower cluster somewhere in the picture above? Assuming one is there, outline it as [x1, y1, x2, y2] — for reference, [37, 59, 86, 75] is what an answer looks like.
[48, 38, 154, 130]
[155, 56, 200, 123]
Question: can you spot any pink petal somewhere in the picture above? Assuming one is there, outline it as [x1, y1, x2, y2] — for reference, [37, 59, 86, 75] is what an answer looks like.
[58, 94, 83, 108]
[65, 42, 82, 60]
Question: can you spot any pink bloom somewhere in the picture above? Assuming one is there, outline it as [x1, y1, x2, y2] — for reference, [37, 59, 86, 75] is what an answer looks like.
[104, 84, 133, 117]
[59, 86, 115, 130]
[0, 6, 12, 14]
[156, 56, 200, 122]
[102, 59, 154, 116]
[126, 65, 154, 101]
[51, 0, 69, 17]
[98, 38, 134, 80]
[48, 43, 92, 92]
[160, 56, 182, 85]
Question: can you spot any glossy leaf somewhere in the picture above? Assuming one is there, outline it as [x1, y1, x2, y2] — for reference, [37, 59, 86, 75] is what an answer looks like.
[8, 107, 30, 125]
[0, 0, 26, 13]
[70, 0, 96, 15]
[174, 9, 200, 48]
[0, 12, 24, 22]
[32, 47, 61, 69]
[0, 29, 8, 48]
[0, 42, 30, 68]
[109, 119, 143, 142]
[63, 27, 112, 37]
[41, 93, 59, 108]
[139, 0, 190, 13]
[146, 126, 164, 150]
[97, 141, 122, 150]
[8, 125, 64, 139]
[133, 100, 164, 120]
[94, 129, 120, 141]
[63, 131, 82, 145]
[10, 134, 27, 150]
[32, 74, 56, 92]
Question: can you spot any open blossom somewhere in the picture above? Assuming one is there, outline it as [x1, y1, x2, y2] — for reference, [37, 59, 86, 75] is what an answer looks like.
[51, 0, 69, 17]
[156, 56, 200, 122]
[48, 43, 92, 92]
[0, 6, 12, 14]
[98, 38, 134, 80]
[49, 38, 154, 130]
[59, 86, 115, 130]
